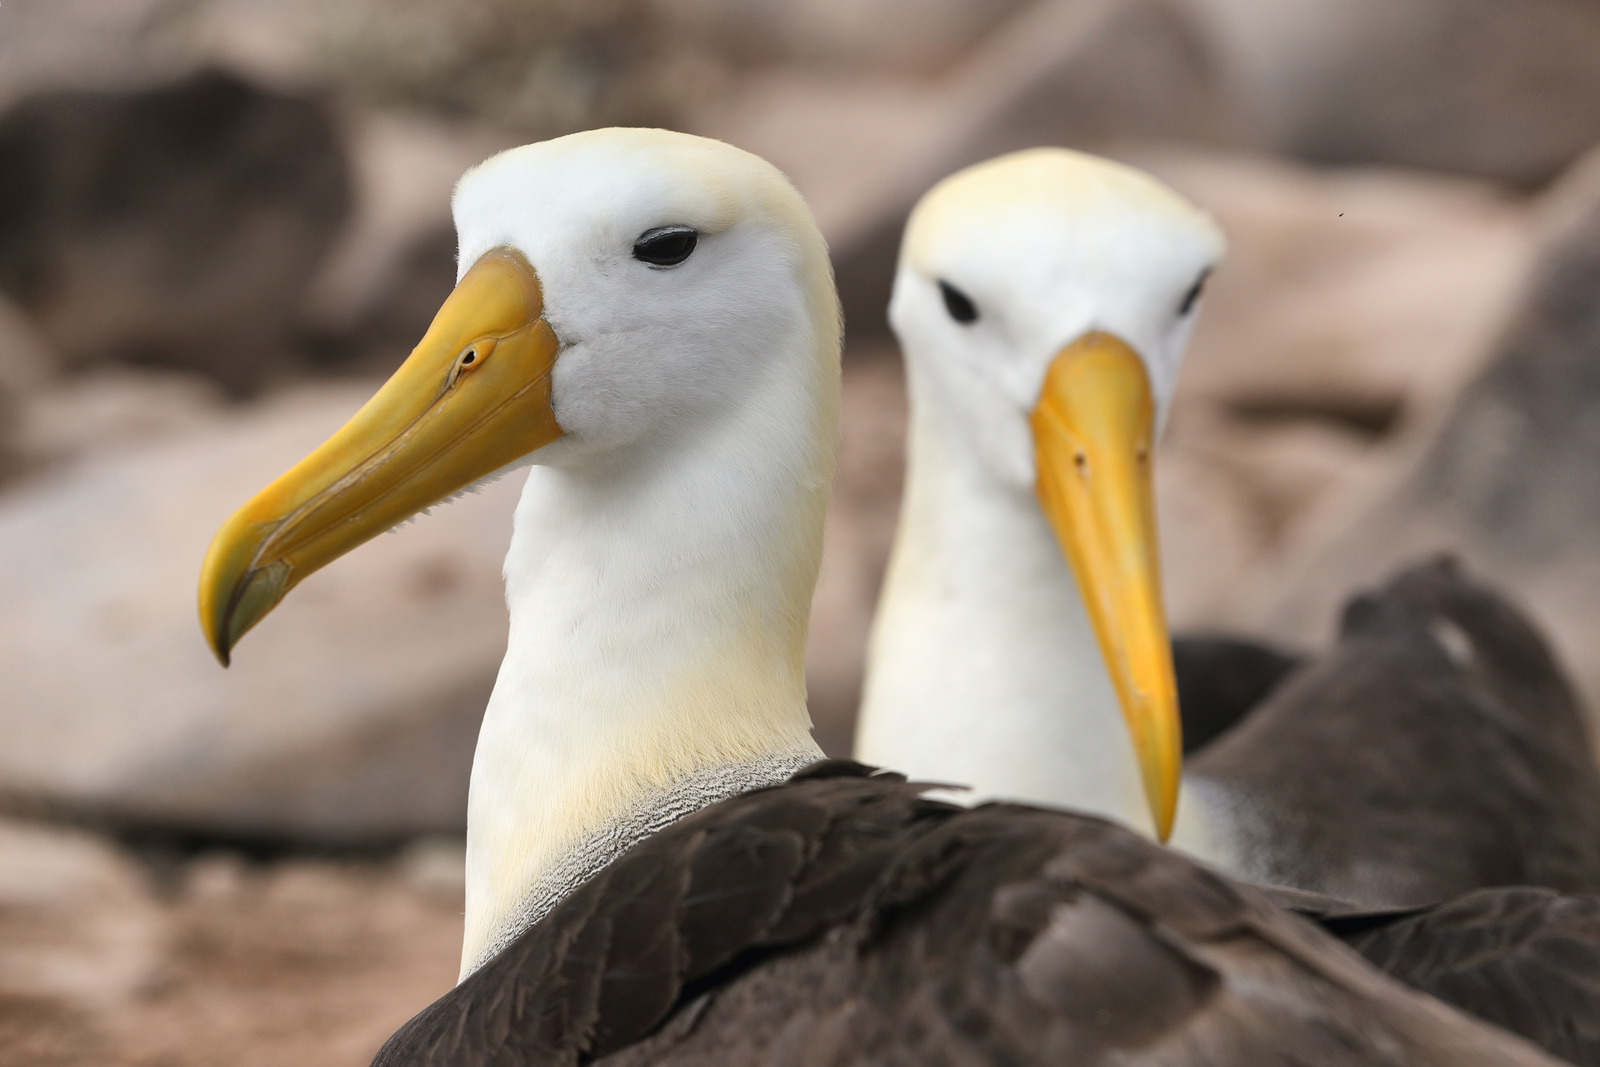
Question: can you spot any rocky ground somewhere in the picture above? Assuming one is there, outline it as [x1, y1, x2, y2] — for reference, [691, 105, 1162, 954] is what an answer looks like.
[7, 0, 1600, 1061]
[0, 821, 464, 1067]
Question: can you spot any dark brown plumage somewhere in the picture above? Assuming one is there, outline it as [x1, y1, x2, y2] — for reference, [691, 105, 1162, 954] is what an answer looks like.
[373, 762, 1558, 1067]
[1189, 557, 1600, 906]
[1339, 888, 1600, 1066]
[1171, 635, 1301, 754]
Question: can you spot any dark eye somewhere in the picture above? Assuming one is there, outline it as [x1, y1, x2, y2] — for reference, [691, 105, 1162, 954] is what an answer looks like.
[1178, 269, 1210, 316]
[633, 225, 698, 267]
[939, 280, 978, 324]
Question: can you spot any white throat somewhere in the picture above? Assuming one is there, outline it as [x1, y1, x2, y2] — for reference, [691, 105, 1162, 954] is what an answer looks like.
[857, 368, 1234, 861]
[856, 370, 1154, 831]
[460, 337, 833, 977]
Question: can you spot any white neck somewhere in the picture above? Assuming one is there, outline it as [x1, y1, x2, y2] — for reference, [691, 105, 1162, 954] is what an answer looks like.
[857, 365, 1233, 859]
[460, 344, 834, 977]
[857, 372, 1151, 830]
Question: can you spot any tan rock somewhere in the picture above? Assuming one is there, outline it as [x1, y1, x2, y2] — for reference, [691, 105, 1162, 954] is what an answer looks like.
[14, 369, 225, 474]
[1140, 151, 1540, 634]
[0, 382, 519, 842]
[0, 819, 166, 1010]
[1250, 148, 1600, 733]
[658, 0, 1032, 74]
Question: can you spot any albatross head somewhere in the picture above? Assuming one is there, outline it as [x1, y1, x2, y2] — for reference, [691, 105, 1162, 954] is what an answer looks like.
[198, 127, 839, 663]
[885, 147, 1224, 839]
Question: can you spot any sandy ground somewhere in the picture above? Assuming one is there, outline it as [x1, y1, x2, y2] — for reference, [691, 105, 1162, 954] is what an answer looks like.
[3, 847, 464, 1067]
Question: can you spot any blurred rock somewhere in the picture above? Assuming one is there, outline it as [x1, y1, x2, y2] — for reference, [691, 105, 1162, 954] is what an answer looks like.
[1253, 147, 1600, 732]
[0, 68, 349, 393]
[0, 0, 191, 107]
[393, 836, 468, 901]
[698, 0, 1243, 341]
[301, 111, 518, 375]
[0, 295, 56, 484]
[0, 820, 166, 1009]
[1150, 153, 1532, 425]
[0, 293, 53, 399]
[1145, 152, 1538, 630]
[0, 383, 518, 843]
[15, 369, 225, 474]
[1182, 0, 1600, 187]
[806, 350, 908, 756]
[310, 0, 709, 137]
[659, 0, 1032, 74]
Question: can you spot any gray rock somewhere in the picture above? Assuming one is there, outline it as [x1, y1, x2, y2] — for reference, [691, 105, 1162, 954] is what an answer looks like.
[0, 384, 517, 843]
[0, 818, 166, 1009]
[1183, 0, 1600, 187]
[0, 68, 350, 393]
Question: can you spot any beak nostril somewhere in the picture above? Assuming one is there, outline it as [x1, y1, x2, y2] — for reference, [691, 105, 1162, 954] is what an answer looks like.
[1074, 451, 1088, 475]
[461, 350, 476, 365]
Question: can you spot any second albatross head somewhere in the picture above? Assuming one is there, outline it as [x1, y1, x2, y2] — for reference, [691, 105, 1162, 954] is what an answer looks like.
[859, 148, 1224, 840]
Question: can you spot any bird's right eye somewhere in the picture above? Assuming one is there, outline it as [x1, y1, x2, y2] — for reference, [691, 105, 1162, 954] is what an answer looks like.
[939, 280, 979, 324]
[633, 226, 698, 267]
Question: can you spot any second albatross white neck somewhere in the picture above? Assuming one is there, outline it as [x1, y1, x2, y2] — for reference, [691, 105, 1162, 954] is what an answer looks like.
[461, 326, 836, 977]
[858, 369, 1154, 831]
[858, 367, 1235, 861]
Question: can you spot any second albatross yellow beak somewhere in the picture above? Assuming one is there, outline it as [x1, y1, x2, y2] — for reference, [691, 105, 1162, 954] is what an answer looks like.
[1030, 331, 1180, 840]
[198, 247, 563, 665]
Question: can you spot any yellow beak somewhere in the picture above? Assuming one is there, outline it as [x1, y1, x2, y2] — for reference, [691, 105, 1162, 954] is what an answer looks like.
[198, 247, 563, 665]
[1030, 331, 1180, 840]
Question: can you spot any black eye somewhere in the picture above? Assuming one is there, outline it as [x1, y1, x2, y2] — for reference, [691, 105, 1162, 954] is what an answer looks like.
[1178, 269, 1210, 316]
[939, 280, 978, 324]
[633, 225, 698, 267]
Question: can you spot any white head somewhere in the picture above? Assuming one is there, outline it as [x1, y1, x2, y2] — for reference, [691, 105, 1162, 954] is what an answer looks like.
[453, 129, 839, 467]
[891, 147, 1222, 495]
[200, 127, 839, 663]
[868, 148, 1223, 838]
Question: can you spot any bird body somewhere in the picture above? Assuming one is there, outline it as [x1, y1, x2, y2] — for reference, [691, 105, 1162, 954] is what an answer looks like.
[374, 763, 1560, 1066]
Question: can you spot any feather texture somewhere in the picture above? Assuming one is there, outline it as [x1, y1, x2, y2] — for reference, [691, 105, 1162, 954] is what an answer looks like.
[374, 763, 1561, 1066]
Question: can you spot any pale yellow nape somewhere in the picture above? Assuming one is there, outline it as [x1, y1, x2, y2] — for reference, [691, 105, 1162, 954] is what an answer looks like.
[903, 147, 1217, 270]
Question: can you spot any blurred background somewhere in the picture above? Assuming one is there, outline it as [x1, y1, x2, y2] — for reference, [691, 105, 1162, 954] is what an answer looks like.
[6, 0, 1600, 1062]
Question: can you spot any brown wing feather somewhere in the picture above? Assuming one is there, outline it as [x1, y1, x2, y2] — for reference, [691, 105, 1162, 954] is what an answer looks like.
[1190, 557, 1600, 906]
[1336, 887, 1600, 1067]
[373, 765, 1559, 1067]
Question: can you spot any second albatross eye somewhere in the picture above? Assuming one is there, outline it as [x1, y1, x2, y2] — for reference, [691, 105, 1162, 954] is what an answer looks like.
[939, 280, 979, 324]
[1178, 269, 1210, 317]
[633, 226, 698, 267]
